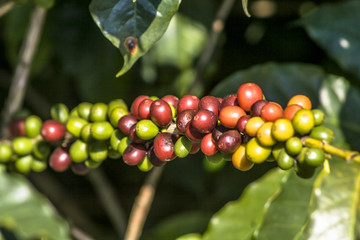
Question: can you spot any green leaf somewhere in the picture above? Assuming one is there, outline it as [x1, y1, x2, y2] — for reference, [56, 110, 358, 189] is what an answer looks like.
[89, 0, 181, 77]
[201, 169, 287, 240]
[0, 172, 70, 240]
[300, 0, 360, 79]
[242, 0, 251, 17]
[295, 159, 360, 240]
[256, 171, 318, 240]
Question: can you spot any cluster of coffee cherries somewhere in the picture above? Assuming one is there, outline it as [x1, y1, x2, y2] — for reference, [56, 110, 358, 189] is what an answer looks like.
[0, 83, 334, 178]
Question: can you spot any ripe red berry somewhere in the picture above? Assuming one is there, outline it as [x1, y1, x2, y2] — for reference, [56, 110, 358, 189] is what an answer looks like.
[138, 99, 153, 120]
[185, 123, 205, 142]
[237, 83, 263, 112]
[250, 100, 268, 117]
[219, 106, 246, 128]
[236, 115, 251, 133]
[118, 114, 137, 135]
[220, 94, 239, 110]
[9, 118, 26, 137]
[176, 109, 196, 133]
[201, 133, 218, 156]
[199, 96, 220, 115]
[177, 95, 200, 114]
[162, 95, 179, 110]
[191, 110, 218, 134]
[148, 147, 166, 167]
[41, 120, 66, 142]
[123, 143, 147, 165]
[261, 102, 284, 122]
[212, 125, 230, 143]
[150, 99, 173, 127]
[153, 132, 177, 161]
[131, 95, 149, 119]
[216, 130, 242, 153]
[49, 147, 72, 172]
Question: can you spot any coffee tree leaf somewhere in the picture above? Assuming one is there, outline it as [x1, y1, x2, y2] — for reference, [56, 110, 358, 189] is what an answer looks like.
[0, 172, 70, 240]
[200, 168, 287, 240]
[300, 0, 360, 79]
[89, 0, 181, 77]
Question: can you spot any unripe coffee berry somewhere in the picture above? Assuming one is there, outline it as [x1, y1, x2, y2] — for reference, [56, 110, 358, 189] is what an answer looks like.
[50, 103, 69, 123]
[12, 137, 33, 155]
[25, 115, 42, 138]
[135, 119, 159, 140]
[91, 121, 114, 140]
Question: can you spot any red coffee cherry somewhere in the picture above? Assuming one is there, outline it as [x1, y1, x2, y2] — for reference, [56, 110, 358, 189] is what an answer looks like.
[261, 102, 284, 122]
[176, 109, 196, 133]
[131, 95, 149, 119]
[190, 141, 201, 154]
[201, 133, 218, 156]
[41, 120, 66, 142]
[199, 96, 220, 115]
[237, 83, 263, 112]
[150, 99, 173, 127]
[162, 95, 179, 110]
[118, 114, 137, 135]
[219, 106, 246, 128]
[185, 122, 205, 142]
[250, 100, 268, 117]
[128, 125, 146, 143]
[177, 95, 200, 114]
[216, 130, 242, 153]
[49, 147, 72, 172]
[9, 118, 26, 137]
[191, 110, 218, 134]
[153, 132, 177, 161]
[138, 99, 153, 120]
[284, 104, 303, 121]
[236, 115, 251, 133]
[148, 147, 166, 167]
[123, 143, 147, 165]
[220, 94, 239, 110]
[212, 125, 230, 143]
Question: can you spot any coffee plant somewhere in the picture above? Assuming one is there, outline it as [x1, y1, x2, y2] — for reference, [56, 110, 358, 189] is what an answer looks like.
[0, 0, 360, 240]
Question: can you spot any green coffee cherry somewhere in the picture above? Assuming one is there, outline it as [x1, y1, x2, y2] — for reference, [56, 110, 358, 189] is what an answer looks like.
[50, 103, 69, 123]
[88, 141, 108, 162]
[66, 117, 88, 138]
[272, 118, 294, 142]
[294, 160, 316, 179]
[304, 148, 325, 167]
[309, 125, 334, 144]
[174, 136, 192, 158]
[32, 140, 51, 160]
[108, 99, 128, 116]
[69, 140, 88, 163]
[85, 159, 102, 169]
[204, 155, 226, 172]
[25, 115, 42, 138]
[109, 107, 128, 127]
[91, 121, 114, 140]
[34, 0, 55, 8]
[12, 137, 33, 155]
[14, 155, 33, 174]
[135, 120, 159, 140]
[80, 123, 93, 142]
[312, 109, 325, 126]
[137, 156, 153, 172]
[205, 151, 225, 164]
[110, 129, 124, 151]
[292, 109, 315, 135]
[108, 149, 122, 159]
[246, 138, 272, 164]
[77, 102, 93, 120]
[285, 137, 303, 156]
[0, 143, 12, 163]
[277, 149, 294, 170]
[31, 159, 47, 172]
[89, 103, 108, 122]
[118, 137, 131, 155]
[70, 107, 80, 118]
[272, 142, 284, 161]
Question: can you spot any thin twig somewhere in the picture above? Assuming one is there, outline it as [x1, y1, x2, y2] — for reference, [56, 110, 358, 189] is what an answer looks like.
[87, 168, 128, 238]
[0, 5, 47, 137]
[189, 0, 236, 95]
[124, 167, 164, 240]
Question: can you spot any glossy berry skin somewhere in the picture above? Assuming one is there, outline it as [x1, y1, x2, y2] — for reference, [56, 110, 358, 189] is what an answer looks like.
[216, 130, 242, 154]
[292, 109, 315, 135]
[88, 141, 108, 162]
[261, 102, 283, 122]
[245, 116, 265, 137]
[150, 99, 173, 127]
[176, 109, 196, 133]
[190, 141, 201, 154]
[41, 120, 66, 142]
[15, 155, 33, 174]
[312, 109, 325, 126]
[9, 118, 26, 137]
[277, 149, 294, 170]
[162, 95, 179, 110]
[0, 143, 12, 163]
[236, 115, 251, 133]
[285, 137, 302, 156]
[138, 99, 153, 120]
[201, 133, 218, 156]
[33, 140, 51, 160]
[245, 138, 272, 164]
[153, 132, 176, 161]
[128, 125, 146, 143]
[91, 121, 114, 140]
[177, 95, 199, 114]
[109, 107, 128, 127]
[174, 136, 192, 158]
[212, 125, 229, 142]
[304, 148, 325, 167]
[232, 145, 254, 171]
[220, 94, 239, 110]
[69, 140, 88, 163]
[185, 123, 205, 142]
[118, 114, 137, 135]
[123, 143, 147, 165]
[50, 103, 69, 123]
[191, 110, 218, 134]
[25, 115, 42, 138]
[148, 147, 166, 167]
[137, 156, 153, 172]
[108, 98, 128, 116]
[283, 104, 302, 121]
[89, 103, 108, 122]
[237, 83, 263, 112]
[271, 118, 294, 142]
[71, 162, 90, 175]
[219, 106, 246, 128]
[12, 137, 33, 155]
[131, 95, 149, 120]
[256, 122, 276, 147]
[66, 117, 88, 138]
[77, 102, 92, 120]
[199, 96, 220, 115]
[250, 100, 268, 117]
[135, 119, 159, 140]
[309, 125, 334, 144]
[287, 95, 312, 110]
[49, 147, 72, 172]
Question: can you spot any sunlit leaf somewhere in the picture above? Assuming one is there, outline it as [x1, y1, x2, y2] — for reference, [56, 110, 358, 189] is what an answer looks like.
[242, 0, 251, 17]
[89, 0, 181, 76]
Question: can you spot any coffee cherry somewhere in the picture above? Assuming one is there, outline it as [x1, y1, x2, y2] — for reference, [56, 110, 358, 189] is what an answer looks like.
[174, 136, 192, 158]
[25, 115, 42, 138]
[77, 102, 93, 120]
[153, 132, 176, 161]
[283, 104, 302, 121]
[232, 145, 254, 171]
[271, 118, 294, 142]
[12, 137, 33, 155]
[137, 156, 153, 172]
[41, 120, 66, 142]
[148, 147, 166, 167]
[0, 143, 12, 163]
[292, 109, 315, 135]
[108, 99, 128, 116]
[189, 141, 201, 154]
[309, 125, 334, 144]
[216, 130, 241, 154]
[131, 95, 149, 120]
[91, 121, 114, 140]
[85, 159, 102, 169]
[285, 137, 302, 156]
[185, 122, 204, 142]
[135, 119, 159, 140]
[128, 125, 146, 143]
[71, 162, 90, 175]
[14, 155, 33, 174]
[237, 83, 263, 112]
[109, 107, 128, 127]
[256, 122, 276, 147]
[88, 141, 108, 162]
[150, 99, 173, 127]
[176, 109, 196, 133]
[80, 123, 93, 142]
[219, 106, 246, 128]
[287, 94, 312, 110]
[49, 147, 72, 172]
[162, 95, 179, 110]
[220, 94, 239, 110]
[177, 95, 199, 113]
[199, 96, 220, 115]
[118, 114, 137, 135]
[245, 116, 265, 137]
[108, 149, 122, 159]
[89, 103, 108, 122]
[294, 162, 316, 179]
[236, 115, 250, 133]
[118, 136, 131, 155]
[312, 109, 325, 126]
[245, 138, 272, 164]
[9, 118, 26, 137]
[191, 110, 218, 134]
[110, 129, 123, 151]
[32, 140, 51, 160]
[277, 149, 294, 170]
[69, 140, 88, 162]
[50, 103, 69, 123]
[272, 142, 284, 160]
[123, 143, 146, 165]
[201, 133, 218, 156]
[261, 102, 283, 122]
[250, 100, 268, 117]
[304, 148, 325, 167]
[70, 107, 80, 118]
[31, 158, 47, 172]
[138, 99, 153, 120]
[212, 125, 230, 142]
[66, 117, 88, 138]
